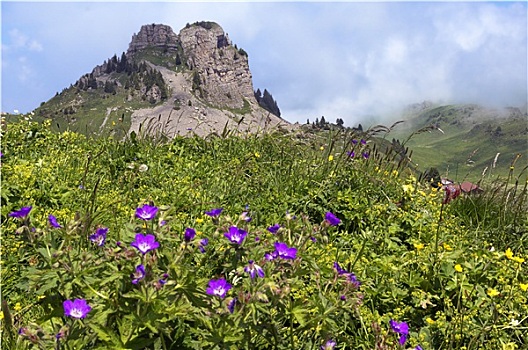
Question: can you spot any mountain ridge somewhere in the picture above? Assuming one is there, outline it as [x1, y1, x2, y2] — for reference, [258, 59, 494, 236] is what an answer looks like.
[34, 22, 290, 138]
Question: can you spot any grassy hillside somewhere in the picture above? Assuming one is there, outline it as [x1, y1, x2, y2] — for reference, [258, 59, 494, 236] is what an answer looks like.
[387, 104, 527, 181]
[1, 119, 526, 349]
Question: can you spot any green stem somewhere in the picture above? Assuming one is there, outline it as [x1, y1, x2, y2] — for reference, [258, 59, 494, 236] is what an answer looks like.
[289, 298, 295, 349]
[349, 230, 368, 272]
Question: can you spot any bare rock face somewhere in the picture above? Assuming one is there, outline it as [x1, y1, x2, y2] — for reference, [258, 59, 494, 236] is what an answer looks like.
[178, 22, 255, 109]
[127, 23, 180, 55]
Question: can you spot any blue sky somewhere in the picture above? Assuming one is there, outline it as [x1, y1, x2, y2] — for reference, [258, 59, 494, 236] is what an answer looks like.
[1, 1, 527, 125]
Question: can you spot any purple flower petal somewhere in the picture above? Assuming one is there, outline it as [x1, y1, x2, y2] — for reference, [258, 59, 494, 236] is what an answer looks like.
[206, 278, 232, 298]
[265, 251, 277, 260]
[48, 214, 62, 228]
[333, 261, 348, 275]
[321, 339, 337, 350]
[130, 233, 160, 254]
[224, 226, 247, 245]
[325, 212, 341, 226]
[228, 297, 237, 313]
[131, 264, 146, 284]
[274, 242, 297, 260]
[184, 227, 196, 242]
[244, 260, 265, 279]
[390, 319, 409, 346]
[205, 208, 223, 217]
[89, 227, 108, 247]
[135, 204, 158, 221]
[9, 206, 32, 219]
[199, 238, 209, 253]
[240, 211, 252, 222]
[267, 224, 281, 234]
[63, 299, 91, 319]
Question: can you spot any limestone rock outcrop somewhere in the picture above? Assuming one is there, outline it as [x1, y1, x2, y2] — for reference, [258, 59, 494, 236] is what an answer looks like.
[127, 23, 180, 54]
[178, 22, 254, 109]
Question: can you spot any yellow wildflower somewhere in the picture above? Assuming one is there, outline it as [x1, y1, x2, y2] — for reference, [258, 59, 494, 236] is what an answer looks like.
[426, 317, 435, 325]
[505, 248, 514, 260]
[320, 146, 324, 151]
[414, 243, 424, 251]
[443, 243, 453, 251]
[328, 155, 334, 161]
[402, 184, 414, 193]
[512, 256, 525, 264]
[0, 311, 3, 320]
[195, 218, 204, 224]
[13, 303, 22, 312]
[254, 152, 261, 158]
[454, 264, 463, 273]
[487, 288, 500, 297]
[520, 283, 528, 291]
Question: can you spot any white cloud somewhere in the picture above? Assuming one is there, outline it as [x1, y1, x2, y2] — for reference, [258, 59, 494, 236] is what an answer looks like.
[8, 29, 43, 52]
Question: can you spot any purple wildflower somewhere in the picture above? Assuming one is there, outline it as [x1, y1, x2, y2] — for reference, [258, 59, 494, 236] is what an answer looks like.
[347, 273, 361, 289]
[265, 251, 278, 260]
[340, 295, 347, 301]
[9, 206, 32, 219]
[321, 339, 337, 350]
[205, 208, 223, 217]
[274, 242, 297, 260]
[228, 297, 237, 314]
[131, 264, 146, 284]
[334, 262, 361, 288]
[333, 262, 348, 275]
[415, 346, 423, 350]
[347, 151, 355, 158]
[325, 212, 341, 226]
[224, 226, 247, 245]
[206, 278, 232, 298]
[48, 215, 62, 228]
[362, 152, 370, 159]
[389, 320, 409, 346]
[184, 227, 196, 242]
[267, 224, 281, 234]
[89, 227, 108, 247]
[240, 211, 252, 222]
[244, 260, 265, 279]
[135, 204, 158, 221]
[360, 139, 367, 145]
[351, 139, 358, 145]
[199, 238, 209, 253]
[63, 299, 91, 319]
[130, 233, 160, 254]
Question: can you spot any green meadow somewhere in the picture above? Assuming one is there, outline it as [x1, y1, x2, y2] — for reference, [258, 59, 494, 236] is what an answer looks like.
[1, 117, 526, 349]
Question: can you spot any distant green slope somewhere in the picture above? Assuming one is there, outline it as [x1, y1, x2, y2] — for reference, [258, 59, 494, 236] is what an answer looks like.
[387, 104, 527, 181]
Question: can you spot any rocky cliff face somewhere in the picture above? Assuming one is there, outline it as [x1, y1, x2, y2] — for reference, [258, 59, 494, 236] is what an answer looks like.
[126, 22, 255, 110]
[127, 23, 180, 54]
[178, 22, 255, 109]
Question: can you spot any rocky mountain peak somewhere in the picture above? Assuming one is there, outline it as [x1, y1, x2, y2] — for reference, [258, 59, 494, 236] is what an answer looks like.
[127, 23, 180, 55]
[178, 22, 254, 109]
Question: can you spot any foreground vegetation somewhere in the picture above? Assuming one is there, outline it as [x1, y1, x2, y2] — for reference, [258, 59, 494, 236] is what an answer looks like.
[1, 118, 527, 349]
